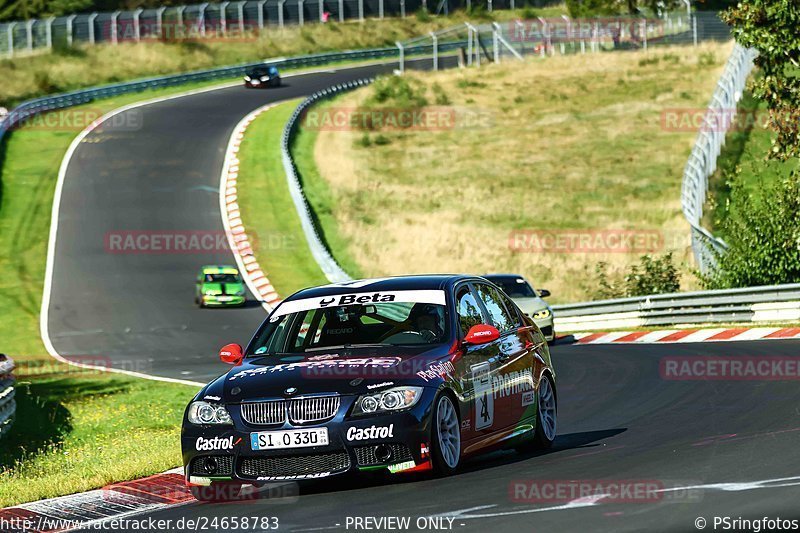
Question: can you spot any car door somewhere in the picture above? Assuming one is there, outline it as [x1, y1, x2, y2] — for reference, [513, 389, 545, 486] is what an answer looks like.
[452, 283, 503, 442]
[473, 283, 534, 430]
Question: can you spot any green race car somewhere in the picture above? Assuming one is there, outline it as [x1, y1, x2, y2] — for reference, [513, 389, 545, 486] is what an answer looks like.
[195, 265, 246, 308]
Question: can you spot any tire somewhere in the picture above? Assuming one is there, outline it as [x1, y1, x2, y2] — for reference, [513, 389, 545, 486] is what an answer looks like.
[517, 374, 557, 452]
[431, 393, 461, 475]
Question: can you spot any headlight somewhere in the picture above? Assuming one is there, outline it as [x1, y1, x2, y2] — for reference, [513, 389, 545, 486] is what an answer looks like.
[203, 289, 221, 296]
[260, 76, 269, 82]
[244, 75, 251, 81]
[188, 401, 233, 425]
[533, 309, 552, 319]
[352, 386, 423, 416]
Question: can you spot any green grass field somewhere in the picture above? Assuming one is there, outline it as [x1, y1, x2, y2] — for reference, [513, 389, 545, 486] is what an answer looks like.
[306, 43, 732, 303]
[706, 88, 796, 236]
[0, 7, 567, 108]
[234, 99, 330, 295]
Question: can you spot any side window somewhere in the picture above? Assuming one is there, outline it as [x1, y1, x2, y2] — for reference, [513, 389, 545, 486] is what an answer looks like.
[456, 286, 484, 336]
[475, 284, 516, 333]
[496, 291, 524, 328]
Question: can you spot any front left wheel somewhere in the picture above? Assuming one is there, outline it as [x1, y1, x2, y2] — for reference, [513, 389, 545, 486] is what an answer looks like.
[431, 393, 461, 475]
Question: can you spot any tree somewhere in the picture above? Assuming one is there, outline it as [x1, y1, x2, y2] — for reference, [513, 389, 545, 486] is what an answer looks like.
[702, 170, 800, 289]
[722, 0, 800, 161]
[566, 0, 684, 17]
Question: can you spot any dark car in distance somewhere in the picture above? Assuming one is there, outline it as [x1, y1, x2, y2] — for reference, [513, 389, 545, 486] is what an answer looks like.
[182, 275, 557, 501]
[243, 65, 281, 88]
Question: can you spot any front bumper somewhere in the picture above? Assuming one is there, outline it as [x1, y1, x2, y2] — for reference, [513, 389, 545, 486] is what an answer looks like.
[529, 315, 555, 342]
[182, 391, 436, 484]
[202, 294, 246, 307]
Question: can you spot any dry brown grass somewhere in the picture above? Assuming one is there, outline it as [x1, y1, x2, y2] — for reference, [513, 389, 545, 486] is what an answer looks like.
[310, 42, 733, 303]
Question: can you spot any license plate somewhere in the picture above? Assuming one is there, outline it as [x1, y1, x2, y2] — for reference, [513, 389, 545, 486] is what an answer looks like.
[250, 428, 329, 450]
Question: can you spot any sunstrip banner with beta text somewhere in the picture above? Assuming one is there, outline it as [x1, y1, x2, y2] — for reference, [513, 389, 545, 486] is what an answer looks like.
[271, 290, 447, 317]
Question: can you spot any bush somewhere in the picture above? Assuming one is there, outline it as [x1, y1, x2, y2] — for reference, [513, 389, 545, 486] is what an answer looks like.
[702, 168, 800, 289]
[366, 75, 428, 108]
[590, 253, 681, 299]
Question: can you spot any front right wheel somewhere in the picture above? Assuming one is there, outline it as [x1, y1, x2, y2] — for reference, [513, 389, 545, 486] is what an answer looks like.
[431, 393, 461, 475]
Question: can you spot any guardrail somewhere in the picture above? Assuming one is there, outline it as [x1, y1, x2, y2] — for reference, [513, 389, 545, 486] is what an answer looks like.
[552, 283, 800, 332]
[281, 79, 373, 283]
[681, 43, 757, 273]
[0, 43, 456, 150]
[0, 354, 16, 439]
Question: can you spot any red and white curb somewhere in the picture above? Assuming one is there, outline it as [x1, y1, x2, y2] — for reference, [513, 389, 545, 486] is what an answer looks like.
[219, 104, 283, 311]
[570, 326, 800, 345]
[0, 469, 193, 532]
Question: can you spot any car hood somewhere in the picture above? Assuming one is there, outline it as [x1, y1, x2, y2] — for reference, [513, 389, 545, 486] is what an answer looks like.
[201, 282, 244, 293]
[512, 296, 550, 315]
[198, 349, 453, 402]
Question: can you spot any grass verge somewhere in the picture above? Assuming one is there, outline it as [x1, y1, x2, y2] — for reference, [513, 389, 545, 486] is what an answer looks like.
[235, 100, 330, 295]
[305, 42, 733, 303]
[0, 7, 567, 108]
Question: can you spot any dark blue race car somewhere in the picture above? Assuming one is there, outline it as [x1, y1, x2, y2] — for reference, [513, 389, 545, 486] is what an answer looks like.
[182, 275, 557, 501]
[243, 65, 281, 88]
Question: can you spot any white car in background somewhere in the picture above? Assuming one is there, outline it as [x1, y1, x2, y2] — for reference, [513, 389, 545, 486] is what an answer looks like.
[483, 274, 555, 343]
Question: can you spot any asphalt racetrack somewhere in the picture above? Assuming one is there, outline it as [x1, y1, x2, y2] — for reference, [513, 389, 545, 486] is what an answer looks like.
[44, 56, 800, 532]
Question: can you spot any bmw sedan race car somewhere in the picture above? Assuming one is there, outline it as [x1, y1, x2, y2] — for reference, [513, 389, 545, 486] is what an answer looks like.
[195, 265, 246, 308]
[182, 275, 557, 501]
[484, 274, 555, 343]
[243, 65, 281, 88]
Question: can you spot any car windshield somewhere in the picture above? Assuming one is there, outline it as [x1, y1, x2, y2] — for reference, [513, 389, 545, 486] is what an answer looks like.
[487, 277, 536, 298]
[247, 295, 449, 356]
[204, 273, 240, 283]
[250, 67, 271, 76]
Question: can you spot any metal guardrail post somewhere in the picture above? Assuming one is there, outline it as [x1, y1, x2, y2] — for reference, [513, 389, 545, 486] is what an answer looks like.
[46, 17, 55, 49]
[134, 8, 144, 41]
[258, 0, 267, 29]
[220, 1, 230, 34]
[431, 32, 438, 70]
[66, 14, 76, 46]
[25, 19, 34, 52]
[156, 6, 166, 37]
[237, 1, 245, 34]
[199, 3, 209, 36]
[88, 13, 97, 44]
[177, 6, 187, 30]
[111, 11, 121, 44]
[397, 41, 404, 73]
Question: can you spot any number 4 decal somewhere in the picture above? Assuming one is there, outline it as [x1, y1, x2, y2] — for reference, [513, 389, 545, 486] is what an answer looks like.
[472, 363, 494, 430]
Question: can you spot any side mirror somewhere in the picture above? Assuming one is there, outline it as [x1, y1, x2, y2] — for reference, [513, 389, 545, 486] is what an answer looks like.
[464, 324, 500, 345]
[538, 289, 551, 298]
[219, 343, 244, 365]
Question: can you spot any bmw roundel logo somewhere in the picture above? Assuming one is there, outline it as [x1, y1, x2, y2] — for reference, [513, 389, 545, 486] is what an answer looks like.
[284, 387, 298, 396]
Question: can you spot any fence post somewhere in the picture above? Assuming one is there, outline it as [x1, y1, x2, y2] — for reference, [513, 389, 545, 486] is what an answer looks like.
[88, 13, 97, 44]
[692, 15, 698, 46]
[46, 17, 55, 49]
[642, 19, 647, 51]
[177, 5, 186, 30]
[258, 0, 267, 29]
[25, 19, 34, 52]
[220, 1, 229, 35]
[156, 6, 166, 37]
[400, 0, 405, 18]
[237, 1, 245, 34]
[492, 23, 499, 63]
[379, 0, 384, 18]
[199, 3, 209, 37]
[431, 32, 438, 70]
[299, 0, 304, 26]
[466, 23, 473, 66]
[111, 11, 120, 44]
[318, 0, 323, 23]
[397, 41, 404, 73]
[358, 0, 364, 21]
[488, 0, 492, 13]
[66, 14, 77, 46]
[134, 8, 143, 41]
[6, 22, 14, 57]
[279, 0, 287, 27]
[338, 0, 344, 22]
